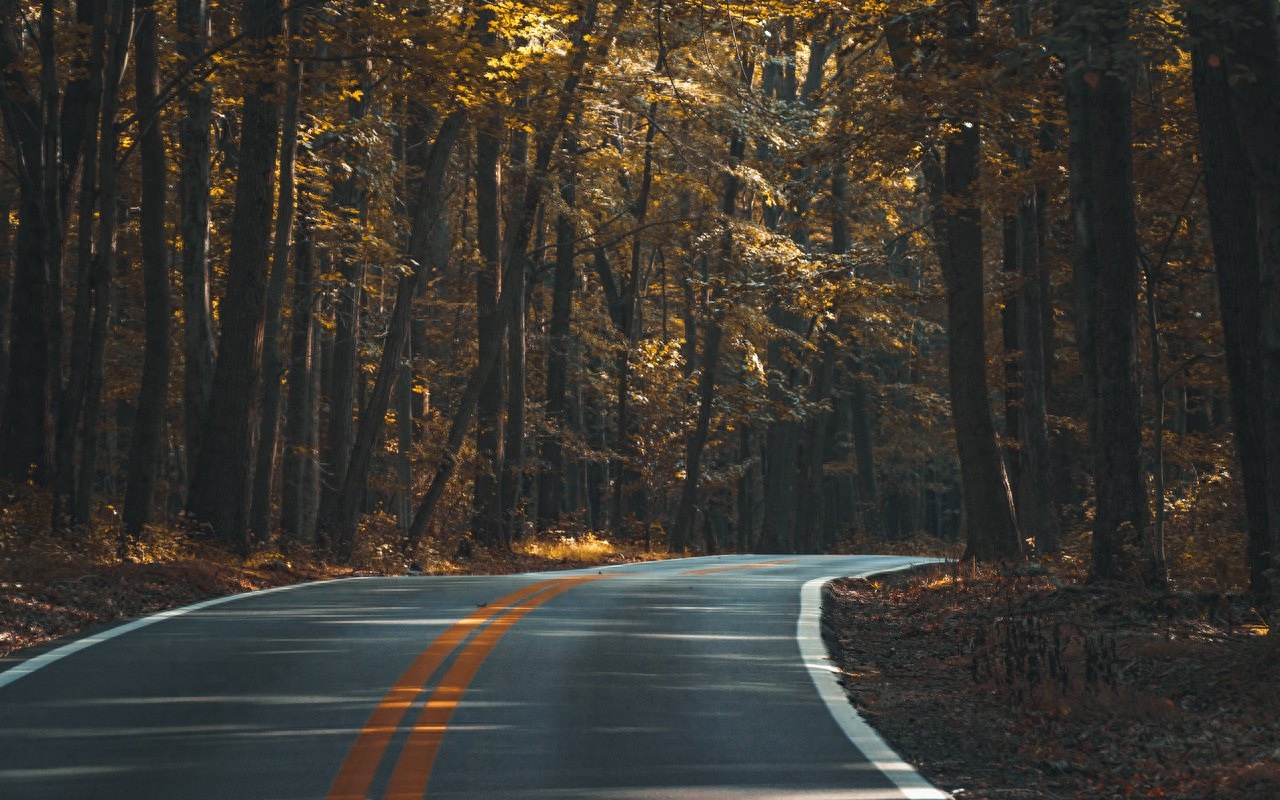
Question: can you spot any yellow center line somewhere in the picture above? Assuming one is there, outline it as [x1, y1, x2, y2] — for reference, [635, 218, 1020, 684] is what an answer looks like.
[383, 575, 606, 800]
[681, 558, 799, 575]
[327, 578, 569, 800]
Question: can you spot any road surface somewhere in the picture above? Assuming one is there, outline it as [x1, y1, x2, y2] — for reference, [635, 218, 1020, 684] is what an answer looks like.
[0, 555, 949, 799]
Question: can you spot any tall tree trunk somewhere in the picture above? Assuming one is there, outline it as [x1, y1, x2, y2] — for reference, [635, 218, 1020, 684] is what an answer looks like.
[537, 142, 577, 530]
[1059, 0, 1146, 581]
[282, 204, 318, 543]
[1001, 214, 1022, 498]
[122, 0, 171, 537]
[500, 120, 531, 542]
[917, 1, 1020, 562]
[320, 261, 363, 537]
[186, 0, 283, 550]
[0, 186, 11, 420]
[178, 0, 216, 481]
[736, 425, 757, 551]
[53, 0, 109, 522]
[672, 317, 724, 553]
[797, 335, 835, 552]
[249, 26, 304, 539]
[1017, 188, 1059, 553]
[473, 116, 507, 547]
[0, 2, 53, 484]
[1188, 0, 1280, 603]
[75, 0, 135, 527]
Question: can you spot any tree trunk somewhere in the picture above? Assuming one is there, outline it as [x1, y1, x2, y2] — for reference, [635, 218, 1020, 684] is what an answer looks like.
[1059, 0, 1146, 581]
[0, 1, 53, 484]
[501, 123, 531, 542]
[320, 258, 364, 537]
[282, 205, 318, 543]
[1001, 214, 1022, 499]
[537, 144, 577, 531]
[0, 187, 11, 420]
[1188, 0, 1280, 603]
[186, 0, 283, 550]
[736, 425, 758, 551]
[178, 0, 216, 481]
[1017, 188, 1059, 553]
[924, 1, 1021, 562]
[75, 0, 135, 527]
[53, 0, 109, 522]
[123, 0, 171, 537]
[672, 317, 723, 553]
[249, 30, 304, 539]
[473, 116, 507, 547]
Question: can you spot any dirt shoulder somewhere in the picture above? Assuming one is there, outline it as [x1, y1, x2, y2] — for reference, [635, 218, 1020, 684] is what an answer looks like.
[825, 567, 1280, 799]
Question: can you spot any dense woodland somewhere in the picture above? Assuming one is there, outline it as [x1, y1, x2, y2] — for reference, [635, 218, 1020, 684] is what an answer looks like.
[0, 0, 1277, 601]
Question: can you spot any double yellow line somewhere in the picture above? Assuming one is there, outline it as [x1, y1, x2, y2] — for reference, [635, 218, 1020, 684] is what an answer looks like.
[681, 558, 798, 575]
[328, 575, 604, 800]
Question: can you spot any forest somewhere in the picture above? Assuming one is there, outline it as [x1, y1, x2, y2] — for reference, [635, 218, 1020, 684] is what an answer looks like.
[0, 0, 1277, 605]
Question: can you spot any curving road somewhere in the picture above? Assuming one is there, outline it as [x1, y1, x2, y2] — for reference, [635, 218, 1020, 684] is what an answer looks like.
[0, 555, 949, 799]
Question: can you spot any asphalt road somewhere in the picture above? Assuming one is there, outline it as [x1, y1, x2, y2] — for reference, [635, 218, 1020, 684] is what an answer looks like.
[0, 555, 949, 799]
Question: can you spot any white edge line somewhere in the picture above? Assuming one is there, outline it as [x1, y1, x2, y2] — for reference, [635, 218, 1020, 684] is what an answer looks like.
[0, 576, 370, 690]
[799, 560, 953, 800]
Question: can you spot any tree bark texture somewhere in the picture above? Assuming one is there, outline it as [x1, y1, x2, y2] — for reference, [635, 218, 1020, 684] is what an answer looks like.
[473, 117, 507, 547]
[53, 0, 110, 522]
[1188, 0, 1280, 602]
[185, 0, 283, 550]
[249, 32, 304, 539]
[282, 205, 318, 543]
[0, 2, 53, 483]
[927, 128, 1021, 562]
[537, 146, 578, 530]
[123, 0, 172, 536]
[73, 0, 135, 527]
[178, 0, 216, 481]
[1060, 0, 1147, 580]
[1016, 189, 1060, 553]
[501, 126, 531, 542]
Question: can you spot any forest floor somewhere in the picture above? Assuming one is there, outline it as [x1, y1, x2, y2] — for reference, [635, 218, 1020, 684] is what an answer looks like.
[827, 562, 1280, 799]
